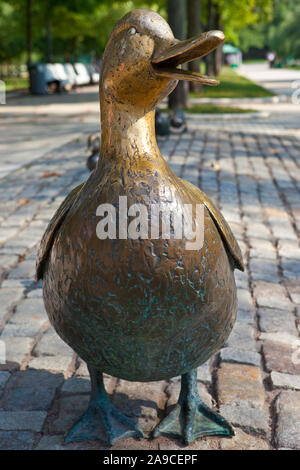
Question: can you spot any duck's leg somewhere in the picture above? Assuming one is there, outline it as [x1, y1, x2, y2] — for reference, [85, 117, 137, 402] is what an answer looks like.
[65, 366, 144, 446]
[152, 369, 234, 445]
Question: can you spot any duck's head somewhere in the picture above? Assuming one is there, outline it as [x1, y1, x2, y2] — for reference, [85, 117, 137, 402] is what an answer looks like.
[100, 9, 224, 111]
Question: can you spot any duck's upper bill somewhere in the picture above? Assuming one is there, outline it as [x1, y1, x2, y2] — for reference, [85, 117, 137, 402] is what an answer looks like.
[152, 30, 225, 85]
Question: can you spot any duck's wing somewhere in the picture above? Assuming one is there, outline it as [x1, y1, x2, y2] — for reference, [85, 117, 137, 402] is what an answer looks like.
[36, 182, 85, 281]
[182, 179, 244, 272]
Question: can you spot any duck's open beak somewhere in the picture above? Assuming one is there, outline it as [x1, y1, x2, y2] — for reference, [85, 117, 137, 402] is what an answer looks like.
[152, 30, 225, 85]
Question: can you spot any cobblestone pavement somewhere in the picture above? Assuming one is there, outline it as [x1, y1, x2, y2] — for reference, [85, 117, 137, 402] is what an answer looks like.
[0, 88, 300, 450]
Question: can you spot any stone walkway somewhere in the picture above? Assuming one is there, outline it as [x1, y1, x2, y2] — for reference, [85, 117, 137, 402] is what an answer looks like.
[0, 86, 300, 450]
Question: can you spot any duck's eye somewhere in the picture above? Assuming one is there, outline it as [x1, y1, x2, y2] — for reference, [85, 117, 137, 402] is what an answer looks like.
[128, 27, 137, 35]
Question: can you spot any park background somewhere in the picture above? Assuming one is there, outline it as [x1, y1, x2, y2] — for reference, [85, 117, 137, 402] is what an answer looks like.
[0, 0, 300, 451]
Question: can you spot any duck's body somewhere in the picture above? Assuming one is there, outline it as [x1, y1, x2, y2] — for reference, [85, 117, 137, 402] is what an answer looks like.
[41, 157, 239, 382]
[37, 10, 243, 446]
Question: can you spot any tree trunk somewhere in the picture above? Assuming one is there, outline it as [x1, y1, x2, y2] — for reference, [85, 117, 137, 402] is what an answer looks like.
[214, 44, 223, 76]
[46, 17, 53, 63]
[26, 0, 32, 69]
[205, 1, 223, 77]
[205, 0, 215, 76]
[213, 8, 222, 75]
[167, 0, 188, 110]
[187, 0, 202, 92]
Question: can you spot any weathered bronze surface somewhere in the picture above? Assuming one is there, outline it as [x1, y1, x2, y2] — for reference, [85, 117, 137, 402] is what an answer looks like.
[37, 9, 244, 446]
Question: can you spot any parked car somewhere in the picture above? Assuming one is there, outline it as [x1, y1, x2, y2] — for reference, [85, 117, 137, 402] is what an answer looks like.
[86, 64, 100, 84]
[63, 63, 78, 88]
[74, 63, 91, 86]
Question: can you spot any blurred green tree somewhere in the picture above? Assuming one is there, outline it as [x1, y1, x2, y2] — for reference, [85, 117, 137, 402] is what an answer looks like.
[201, 0, 273, 75]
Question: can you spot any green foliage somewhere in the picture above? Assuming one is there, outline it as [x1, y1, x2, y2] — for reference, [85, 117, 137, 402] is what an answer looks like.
[185, 103, 255, 113]
[4, 76, 29, 91]
[201, 0, 273, 45]
[268, 1, 300, 60]
[0, 0, 166, 64]
[0, 0, 297, 64]
[237, 0, 300, 60]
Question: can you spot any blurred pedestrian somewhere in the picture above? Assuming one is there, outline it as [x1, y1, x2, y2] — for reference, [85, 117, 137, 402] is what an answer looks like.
[267, 51, 276, 68]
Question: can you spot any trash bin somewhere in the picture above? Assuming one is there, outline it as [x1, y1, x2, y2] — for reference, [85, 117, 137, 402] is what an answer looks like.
[28, 63, 47, 94]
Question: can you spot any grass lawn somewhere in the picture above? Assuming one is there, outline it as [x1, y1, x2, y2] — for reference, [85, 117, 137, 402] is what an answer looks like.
[190, 67, 274, 99]
[185, 103, 255, 114]
[287, 65, 300, 71]
[3, 77, 29, 91]
[243, 59, 267, 64]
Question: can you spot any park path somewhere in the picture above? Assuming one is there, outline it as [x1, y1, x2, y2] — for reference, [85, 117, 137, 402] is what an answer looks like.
[237, 62, 300, 99]
[0, 86, 299, 450]
[0, 86, 100, 179]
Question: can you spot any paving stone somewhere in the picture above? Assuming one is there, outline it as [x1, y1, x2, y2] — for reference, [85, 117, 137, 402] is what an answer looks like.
[225, 322, 256, 351]
[0, 227, 19, 245]
[26, 288, 43, 298]
[249, 238, 276, 260]
[275, 391, 300, 450]
[236, 309, 255, 324]
[1, 298, 48, 337]
[234, 270, 248, 289]
[219, 403, 269, 436]
[28, 355, 73, 373]
[1, 321, 44, 338]
[245, 221, 270, 240]
[220, 428, 269, 450]
[259, 331, 300, 346]
[34, 327, 73, 357]
[284, 279, 300, 305]
[271, 371, 300, 390]
[0, 371, 10, 394]
[49, 394, 90, 434]
[217, 363, 265, 409]
[237, 289, 255, 312]
[155, 435, 218, 450]
[197, 362, 211, 383]
[112, 379, 166, 433]
[251, 270, 280, 284]
[220, 348, 261, 367]
[0, 287, 24, 326]
[290, 293, 300, 304]
[2, 369, 64, 411]
[35, 434, 64, 450]
[258, 307, 298, 335]
[0, 431, 35, 450]
[0, 254, 19, 271]
[253, 281, 294, 311]
[0, 411, 46, 431]
[75, 360, 89, 377]
[249, 257, 279, 283]
[281, 259, 300, 278]
[61, 377, 91, 395]
[0, 337, 34, 369]
[263, 341, 300, 375]
[7, 260, 36, 280]
[278, 240, 300, 260]
[13, 298, 47, 321]
[1, 279, 34, 289]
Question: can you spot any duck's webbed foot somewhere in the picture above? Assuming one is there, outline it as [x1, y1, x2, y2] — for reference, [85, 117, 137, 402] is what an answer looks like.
[152, 369, 234, 445]
[65, 367, 144, 446]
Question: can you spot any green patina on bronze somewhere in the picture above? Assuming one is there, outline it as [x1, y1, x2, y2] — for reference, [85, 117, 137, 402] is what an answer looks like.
[36, 9, 244, 446]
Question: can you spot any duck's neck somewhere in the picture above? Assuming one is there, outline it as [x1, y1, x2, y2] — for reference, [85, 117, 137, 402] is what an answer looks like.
[99, 93, 161, 166]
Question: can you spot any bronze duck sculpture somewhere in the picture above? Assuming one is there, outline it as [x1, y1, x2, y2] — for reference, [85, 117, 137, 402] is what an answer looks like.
[36, 9, 244, 446]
